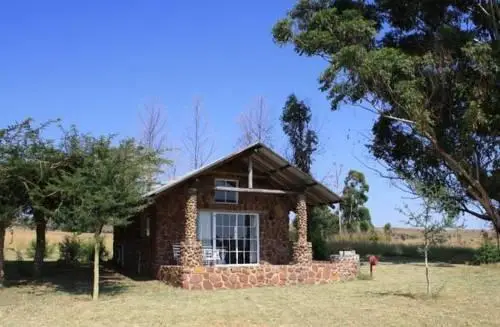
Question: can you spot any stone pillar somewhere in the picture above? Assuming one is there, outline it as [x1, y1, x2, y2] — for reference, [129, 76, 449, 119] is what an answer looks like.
[179, 188, 203, 267]
[292, 193, 312, 264]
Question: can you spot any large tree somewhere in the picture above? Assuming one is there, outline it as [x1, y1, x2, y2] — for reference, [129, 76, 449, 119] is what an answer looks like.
[0, 121, 30, 286]
[21, 121, 69, 278]
[281, 94, 318, 174]
[273, 0, 500, 230]
[50, 134, 163, 300]
[340, 170, 372, 232]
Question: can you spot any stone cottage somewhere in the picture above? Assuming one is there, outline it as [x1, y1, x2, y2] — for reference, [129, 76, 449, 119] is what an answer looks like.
[113, 143, 359, 290]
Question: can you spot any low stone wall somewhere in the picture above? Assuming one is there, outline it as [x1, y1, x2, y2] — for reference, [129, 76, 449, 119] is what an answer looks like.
[154, 253, 359, 290]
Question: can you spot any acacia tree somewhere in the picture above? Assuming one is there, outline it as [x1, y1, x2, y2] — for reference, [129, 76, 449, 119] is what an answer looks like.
[0, 121, 30, 286]
[340, 170, 372, 233]
[399, 182, 459, 295]
[273, 0, 500, 230]
[50, 134, 163, 300]
[281, 94, 318, 174]
[237, 96, 274, 147]
[22, 124, 67, 278]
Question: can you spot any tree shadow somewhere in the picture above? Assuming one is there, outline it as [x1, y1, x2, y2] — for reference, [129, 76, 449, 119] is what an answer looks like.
[368, 290, 418, 299]
[361, 257, 458, 267]
[4, 260, 131, 297]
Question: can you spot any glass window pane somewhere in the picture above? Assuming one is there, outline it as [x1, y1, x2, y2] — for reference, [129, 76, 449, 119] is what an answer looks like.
[221, 214, 229, 226]
[197, 212, 212, 241]
[215, 226, 223, 238]
[228, 214, 236, 226]
[237, 226, 245, 238]
[248, 226, 256, 238]
[215, 180, 225, 187]
[249, 251, 257, 264]
[237, 214, 244, 226]
[214, 190, 225, 202]
[237, 239, 244, 250]
[249, 215, 256, 227]
[226, 180, 237, 187]
[250, 240, 258, 252]
[226, 191, 237, 203]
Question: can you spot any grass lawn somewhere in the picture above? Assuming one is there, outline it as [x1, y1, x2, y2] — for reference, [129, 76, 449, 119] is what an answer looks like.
[1, 262, 499, 326]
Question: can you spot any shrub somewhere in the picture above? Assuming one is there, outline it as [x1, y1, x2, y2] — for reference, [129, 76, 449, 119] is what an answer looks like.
[311, 234, 329, 260]
[25, 239, 56, 259]
[368, 230, 380, 243]
[474, 242, 500, 265]
[79, 237, 109, 263]
[359, 220, 371, 233]
[58, 235, 109, 264]
[59, 235, 82, 263]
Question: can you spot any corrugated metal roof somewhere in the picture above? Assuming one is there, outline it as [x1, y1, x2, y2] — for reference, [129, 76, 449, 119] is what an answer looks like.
[144, 143, 341, 205]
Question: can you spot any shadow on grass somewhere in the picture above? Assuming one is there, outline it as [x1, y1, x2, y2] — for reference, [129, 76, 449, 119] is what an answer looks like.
[4, 260, 131, 297]
[369, 290, 419, 300]
[360, 257, 459, 267]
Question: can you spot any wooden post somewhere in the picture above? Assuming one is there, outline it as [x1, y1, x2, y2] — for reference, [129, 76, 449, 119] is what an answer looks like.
[248, 156, 253, 188]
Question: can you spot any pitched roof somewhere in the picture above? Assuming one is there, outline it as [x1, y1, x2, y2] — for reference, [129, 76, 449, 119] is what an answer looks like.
[144, 143, 341, 206]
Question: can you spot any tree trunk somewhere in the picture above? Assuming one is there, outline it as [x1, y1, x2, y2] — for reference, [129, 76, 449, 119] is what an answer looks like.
[33, 214, 46, 278]
[0, 221, 5, 288]
[424, 247, 430, 296]
[92, 234, 100, 301]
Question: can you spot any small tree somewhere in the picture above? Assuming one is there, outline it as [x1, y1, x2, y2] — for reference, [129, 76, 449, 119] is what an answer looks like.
[51, 134, 164, 300]
[399, 183, 459, 295]
[383, 223, 392, 242]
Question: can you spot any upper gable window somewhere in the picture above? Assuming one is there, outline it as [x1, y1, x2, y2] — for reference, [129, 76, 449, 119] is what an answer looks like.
[214, 179, 238, 204]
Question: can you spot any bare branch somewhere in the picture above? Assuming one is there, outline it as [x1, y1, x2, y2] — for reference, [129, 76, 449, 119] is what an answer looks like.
[184, 98, 215, 169]
[236, 96, 274, 148]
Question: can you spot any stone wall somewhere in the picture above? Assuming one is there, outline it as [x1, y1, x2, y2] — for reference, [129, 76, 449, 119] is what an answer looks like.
[151, 164, 295, 268]
[155, 256, 359, 290]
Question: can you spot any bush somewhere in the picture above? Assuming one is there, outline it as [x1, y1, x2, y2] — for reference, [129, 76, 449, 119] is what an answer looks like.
[474, 242, 500, 265]
[359, 220, 371, 233]
[79, 237, 109, 263]
[311, 234, 329, 260]
[59, 235, 82, 263]
[368, 230, 380, 243]
[25, 239, 56, 259]
[58, 235, 109, 264]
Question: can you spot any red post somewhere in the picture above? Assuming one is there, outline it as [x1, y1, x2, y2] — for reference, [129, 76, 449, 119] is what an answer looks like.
[369, 255, 378, 278]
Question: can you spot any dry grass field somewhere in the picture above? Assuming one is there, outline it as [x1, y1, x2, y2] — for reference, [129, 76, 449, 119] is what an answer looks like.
[1, 263, 499, 326]
[3, 227, 113, 261]
[376, 227, 494, 248]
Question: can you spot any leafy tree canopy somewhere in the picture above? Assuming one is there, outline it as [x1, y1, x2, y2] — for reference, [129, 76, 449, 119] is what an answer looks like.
[273, 0, 500, 229]
[340, 170, 372, 232]
[281, 94, 318, 174]
[50, 134, 162, 234]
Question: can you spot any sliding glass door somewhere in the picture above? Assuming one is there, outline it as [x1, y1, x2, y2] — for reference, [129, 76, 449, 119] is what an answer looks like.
[197, 212, 259, 265]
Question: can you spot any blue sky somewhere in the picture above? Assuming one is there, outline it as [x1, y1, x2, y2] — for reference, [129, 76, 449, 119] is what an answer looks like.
[0, 1, 487, 228]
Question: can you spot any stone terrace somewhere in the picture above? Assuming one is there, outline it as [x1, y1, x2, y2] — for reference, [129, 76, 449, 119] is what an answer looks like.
[155, 254, 359, 290]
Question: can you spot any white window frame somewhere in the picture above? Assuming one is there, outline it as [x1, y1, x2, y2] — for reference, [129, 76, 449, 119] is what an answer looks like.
[214, 178, 239, 204]
[198, 211, 260, 266]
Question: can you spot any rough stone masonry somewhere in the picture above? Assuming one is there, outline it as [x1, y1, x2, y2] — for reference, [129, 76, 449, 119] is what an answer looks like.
[156, 251, 360, 290]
